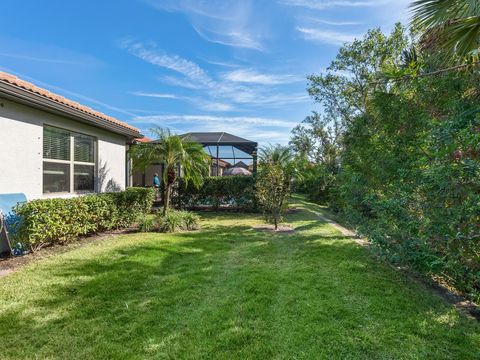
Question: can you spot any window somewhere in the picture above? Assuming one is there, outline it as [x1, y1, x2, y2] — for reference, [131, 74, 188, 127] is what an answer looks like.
[43, 126, 96, 194]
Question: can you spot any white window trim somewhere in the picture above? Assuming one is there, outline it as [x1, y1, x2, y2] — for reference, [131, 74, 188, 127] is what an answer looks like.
[42, 125, 97, 195]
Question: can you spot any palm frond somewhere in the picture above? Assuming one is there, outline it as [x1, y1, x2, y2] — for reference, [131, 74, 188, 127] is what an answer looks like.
[131, 127, 210, 189]
[410, 0, 480, 60]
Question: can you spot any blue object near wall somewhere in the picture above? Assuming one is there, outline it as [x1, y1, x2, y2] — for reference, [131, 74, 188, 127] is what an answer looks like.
[0, 193, 27, 255]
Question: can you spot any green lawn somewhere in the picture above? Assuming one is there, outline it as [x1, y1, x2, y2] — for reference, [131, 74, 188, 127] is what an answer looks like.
[0, 198, 479, 359]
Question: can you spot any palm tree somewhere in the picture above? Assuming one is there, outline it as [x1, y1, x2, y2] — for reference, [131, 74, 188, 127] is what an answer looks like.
[259, 144, 299, 190]
[410, 0, 480, 61]
[130, 128, 210, 214]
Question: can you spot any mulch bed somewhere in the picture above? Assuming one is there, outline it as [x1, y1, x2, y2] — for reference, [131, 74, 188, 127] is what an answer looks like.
[252, 224, 295, 234]
[0, 228, 136, 277]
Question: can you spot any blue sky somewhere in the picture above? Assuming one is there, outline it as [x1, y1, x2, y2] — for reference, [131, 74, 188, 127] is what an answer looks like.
[1, 0, 410, 144]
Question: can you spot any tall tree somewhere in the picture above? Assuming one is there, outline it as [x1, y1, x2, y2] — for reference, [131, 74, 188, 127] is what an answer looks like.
[130, 128, 210, 214]
[290, 111, 342, 172]
[307, 25, 409, 128]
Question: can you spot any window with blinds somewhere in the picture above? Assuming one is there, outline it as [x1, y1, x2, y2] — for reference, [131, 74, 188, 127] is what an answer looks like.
[74, 134, 95, 163]
[43, 126, 70, 160]
[43, 125, 96, 194]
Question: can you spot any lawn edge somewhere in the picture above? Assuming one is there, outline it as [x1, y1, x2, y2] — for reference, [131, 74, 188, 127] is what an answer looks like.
[294, 195, 480, 321]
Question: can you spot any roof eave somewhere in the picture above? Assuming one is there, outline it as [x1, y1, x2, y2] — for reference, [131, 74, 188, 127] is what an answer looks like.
[0, 82, 142, 139]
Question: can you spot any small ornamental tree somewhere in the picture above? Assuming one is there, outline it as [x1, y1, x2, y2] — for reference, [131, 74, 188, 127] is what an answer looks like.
[256, 145, 298, 230]
[256, 163, 289, 230]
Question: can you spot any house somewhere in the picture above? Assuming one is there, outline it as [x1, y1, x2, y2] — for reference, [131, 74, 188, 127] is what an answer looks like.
[0, 72, 142, 200]
[210, 158, 231, 176]
[233, 161, 249, 170]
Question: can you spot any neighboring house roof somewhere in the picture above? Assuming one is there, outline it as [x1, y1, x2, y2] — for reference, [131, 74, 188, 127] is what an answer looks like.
[0, 71, 142, 138]
[211, 157, 231, 168]
[135, 137, 152, 143]
[234, 161, 249, 169]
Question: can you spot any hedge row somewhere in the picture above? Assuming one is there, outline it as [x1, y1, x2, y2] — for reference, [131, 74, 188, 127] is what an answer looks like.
[13, 187, 155, 251]
[172, 176, 256, 210]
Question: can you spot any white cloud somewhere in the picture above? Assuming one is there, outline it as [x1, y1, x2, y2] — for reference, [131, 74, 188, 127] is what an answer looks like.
[201, 58, 242, 68]
[144, 0, 232, 20]
[0, 67, 139, 119]
[121, 41, 214, 88]
[131, 91, 178, 99]
[282, 0, 388, 9]
[0, 53, 85, 65]
[192, 25, 264, 51]
[159, 75, 205, 90]
[145, 0, 266, 51]
[223, 68, 299, 85]
[133, 114, 297, 144]
[198, 102, 235, 112]
[296, 27, 359, 45]
[131, 90, 235, 112]
[160, 74, 310, 106]
[133, 114, 297, 128]
[310, 19, 363, 26]
[285, 0, 411, 29]
[122, 42, 310, 113]
[0, 36, 105, 69]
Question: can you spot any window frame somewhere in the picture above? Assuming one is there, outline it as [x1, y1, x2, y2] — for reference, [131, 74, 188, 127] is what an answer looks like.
[42, 125, 97, 195]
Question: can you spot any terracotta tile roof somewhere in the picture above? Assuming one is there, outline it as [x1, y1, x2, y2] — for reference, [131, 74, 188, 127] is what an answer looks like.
[0, 71, 140, 134]
[135, 137, 152, 143]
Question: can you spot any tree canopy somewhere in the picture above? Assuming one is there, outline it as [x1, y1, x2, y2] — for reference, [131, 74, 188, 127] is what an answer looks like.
[291, 16, 480, 302]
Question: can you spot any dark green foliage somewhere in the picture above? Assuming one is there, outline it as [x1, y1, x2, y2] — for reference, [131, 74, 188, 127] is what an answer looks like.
[13, 187, 155, 251]
[173, 176, 256, 210]
[156, 210, 200, 233]
[105, 187, 156, 228]
[335, 70, 480, 301]
[295, 23, 480, 301]
[294, 162, 337, 205]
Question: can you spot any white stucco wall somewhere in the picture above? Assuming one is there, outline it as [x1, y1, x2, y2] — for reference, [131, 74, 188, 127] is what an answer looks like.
[0, 98, 128, 200]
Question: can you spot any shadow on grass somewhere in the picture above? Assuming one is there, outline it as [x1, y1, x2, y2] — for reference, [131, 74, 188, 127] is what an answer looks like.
[0, 221, 479, 358]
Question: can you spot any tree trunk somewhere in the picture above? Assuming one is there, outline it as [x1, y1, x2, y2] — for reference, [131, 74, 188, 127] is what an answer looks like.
[274, 217, 278, 231]
[163, 185, 171, 215]
[163, 168, 176, 215]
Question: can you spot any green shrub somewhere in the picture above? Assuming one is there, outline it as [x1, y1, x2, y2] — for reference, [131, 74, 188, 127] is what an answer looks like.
[256, 163, 290, 230]
[108, 187, 156, 227]
[13, 187, 155, 251]
[173, 176, 256, 210]
[138, 215, 157, 233]
[156, 210, 200, 233]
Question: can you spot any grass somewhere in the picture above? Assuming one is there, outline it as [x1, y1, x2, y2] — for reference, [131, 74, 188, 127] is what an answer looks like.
[0, 197, 479, 359]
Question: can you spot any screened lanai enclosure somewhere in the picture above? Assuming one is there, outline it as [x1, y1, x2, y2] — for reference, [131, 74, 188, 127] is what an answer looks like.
[181, 132, 258, 177]
[131, 132, 258, 187]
